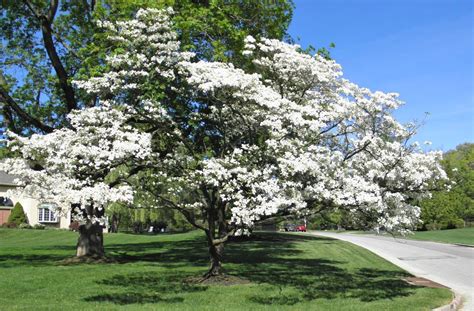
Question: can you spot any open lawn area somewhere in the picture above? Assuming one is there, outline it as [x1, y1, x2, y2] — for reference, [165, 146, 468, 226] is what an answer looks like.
[0, 229, 452, 311]
[408, 227, 474, 246]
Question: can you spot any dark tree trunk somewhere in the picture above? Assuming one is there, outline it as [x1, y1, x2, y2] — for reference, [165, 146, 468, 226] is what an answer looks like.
[110, 214, 119, 233]
[76, 221, 104, 258]
[201, 190, 229, 278]
[204, 240, 224, 278]
[204, 201, 227, 278]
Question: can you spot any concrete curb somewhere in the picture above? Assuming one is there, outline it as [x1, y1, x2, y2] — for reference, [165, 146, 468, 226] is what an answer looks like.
[432, 291, 463, 311]
[390, 236, 474, 249]
[454, 243, 474, 248]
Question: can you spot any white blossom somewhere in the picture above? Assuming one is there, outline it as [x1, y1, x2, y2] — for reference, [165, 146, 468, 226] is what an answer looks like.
[1, 106, 152, 221]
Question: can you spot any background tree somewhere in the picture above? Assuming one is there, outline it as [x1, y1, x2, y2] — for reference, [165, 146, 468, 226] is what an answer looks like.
[0, 0, 294, 137]
[106, 201, 193, 233]
[419, 143, 474, 230]
[7, 202, 28, 226]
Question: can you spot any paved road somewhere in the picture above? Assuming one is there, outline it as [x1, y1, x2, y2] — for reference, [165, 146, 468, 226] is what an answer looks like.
[309, 231, 474, 310]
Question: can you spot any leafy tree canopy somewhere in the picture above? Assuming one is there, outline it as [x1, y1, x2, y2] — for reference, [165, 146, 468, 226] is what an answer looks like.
[0, 0, 294, 135]
[419, 143, 474, 229]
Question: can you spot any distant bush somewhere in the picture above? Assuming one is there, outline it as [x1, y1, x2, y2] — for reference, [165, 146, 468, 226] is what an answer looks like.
[446, 219, 465, 229]
[150, 220, 167, 233]
[1, 222, 17, 228]
[33, 224, 45, 230]
[18, 223, 33, 229]
[132, 221, 145, 234]
[423, 218, 465, 231]
[419, 143, 474, 231]
[7, 202, 28, 226]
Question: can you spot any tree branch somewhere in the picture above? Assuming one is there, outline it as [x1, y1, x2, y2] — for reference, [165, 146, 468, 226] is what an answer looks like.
[153, 192, 208, 232]
[211, 228, 236, 246]
[24, 0, 78, 112]
[0, 84, 54, 133]
[24, 0, 42, 19]
[343, 141, 371, 161]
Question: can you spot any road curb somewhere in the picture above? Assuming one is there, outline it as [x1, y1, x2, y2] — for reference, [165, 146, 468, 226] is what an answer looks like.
[432, 290, 462, 311]
[454, 243, 474, 248]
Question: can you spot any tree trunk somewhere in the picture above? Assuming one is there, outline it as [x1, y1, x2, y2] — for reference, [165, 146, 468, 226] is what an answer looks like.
[202, 193, 228, 278]
[110, 214, 119, 233]
[76, 221, 105, 258]
[204, 241, 224, 278]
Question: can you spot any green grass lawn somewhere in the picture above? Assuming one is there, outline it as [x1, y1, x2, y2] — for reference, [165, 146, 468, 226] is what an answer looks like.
[0, 229, 452, 310]
[408, 227, 474, 246]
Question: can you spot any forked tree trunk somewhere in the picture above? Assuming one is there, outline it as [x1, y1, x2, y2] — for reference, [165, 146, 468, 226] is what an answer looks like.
[202, 196, 228, 278]
[76, 221, 105, 258]
[204, 241, 224, 278]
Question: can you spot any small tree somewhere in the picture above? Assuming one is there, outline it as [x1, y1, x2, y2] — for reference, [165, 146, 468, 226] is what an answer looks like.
[1, 106, 151, 258]
[7, 202, 28, 226]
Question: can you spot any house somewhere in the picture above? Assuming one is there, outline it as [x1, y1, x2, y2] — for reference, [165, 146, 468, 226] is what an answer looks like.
[0, 170, 71, 228]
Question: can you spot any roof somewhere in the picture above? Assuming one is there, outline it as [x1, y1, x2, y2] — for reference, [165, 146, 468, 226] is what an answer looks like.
[0, 170, 18, 186]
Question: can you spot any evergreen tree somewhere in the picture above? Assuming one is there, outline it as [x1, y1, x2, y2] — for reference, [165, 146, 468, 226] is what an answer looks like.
[7, 202, 28, 226]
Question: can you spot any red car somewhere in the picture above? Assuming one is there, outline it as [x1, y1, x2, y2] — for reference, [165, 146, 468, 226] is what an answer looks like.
[296, 225, 307, 232]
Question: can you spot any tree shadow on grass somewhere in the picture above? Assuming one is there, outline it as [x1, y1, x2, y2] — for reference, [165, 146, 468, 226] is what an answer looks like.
[84, 292, 184, 305]
[0, 254, 68, 268]
[222, 233, 415, 305]
[82, 233, 417, 306]
[97, 272, 209, 294]
[103, 239, 209, 268]
[84, 271, 205, 305]
[0, 235, 207, 268]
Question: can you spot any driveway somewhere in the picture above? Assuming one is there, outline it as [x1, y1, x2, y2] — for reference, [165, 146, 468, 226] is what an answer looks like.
[309, 231, 474, 310]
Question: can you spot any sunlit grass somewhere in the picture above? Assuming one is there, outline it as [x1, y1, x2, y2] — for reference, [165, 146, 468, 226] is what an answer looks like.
[409, 227, 474, 245]
[0, 228, 452, 310]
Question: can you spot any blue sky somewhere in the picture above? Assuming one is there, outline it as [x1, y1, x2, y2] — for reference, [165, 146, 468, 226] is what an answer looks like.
[288, 0, 473, 151]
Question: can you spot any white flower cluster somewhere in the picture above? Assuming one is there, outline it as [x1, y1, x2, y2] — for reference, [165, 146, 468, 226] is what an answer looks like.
[197, 147, 306, 226]
[74, 8, 192, 95]
[1, 106, 152, 220]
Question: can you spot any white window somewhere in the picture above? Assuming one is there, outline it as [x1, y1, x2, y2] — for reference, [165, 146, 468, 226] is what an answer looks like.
[38, 204, 58, 223]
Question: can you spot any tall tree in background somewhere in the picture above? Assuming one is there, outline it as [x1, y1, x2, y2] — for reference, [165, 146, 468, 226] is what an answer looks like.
[419, 143, 474, 230]
[0, 0, 294, 136]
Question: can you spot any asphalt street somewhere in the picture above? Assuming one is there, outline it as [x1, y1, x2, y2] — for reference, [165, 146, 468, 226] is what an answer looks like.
[309, 231, 474, 310]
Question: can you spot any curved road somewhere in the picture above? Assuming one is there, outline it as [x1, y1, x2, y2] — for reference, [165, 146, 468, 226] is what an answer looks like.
[309, 231, 474, 310]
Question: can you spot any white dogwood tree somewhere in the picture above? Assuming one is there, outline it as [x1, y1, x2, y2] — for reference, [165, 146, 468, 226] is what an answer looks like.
[1, 105, 151, 257]
[5, 9, 447, 274]
[172, 38, 447, 275]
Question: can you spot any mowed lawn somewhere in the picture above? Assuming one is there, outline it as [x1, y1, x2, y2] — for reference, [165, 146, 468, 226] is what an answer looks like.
[409, 227, 474, 246]
[0, 229, 452, 311]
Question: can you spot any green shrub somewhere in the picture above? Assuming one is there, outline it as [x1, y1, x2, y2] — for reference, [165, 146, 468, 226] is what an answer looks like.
[7, 202, 28, 226]
[445, 218, 465, 229]
[18, 223, 32, 229]
[1, 222, 17, 228]
[33, 224, 45, 230]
